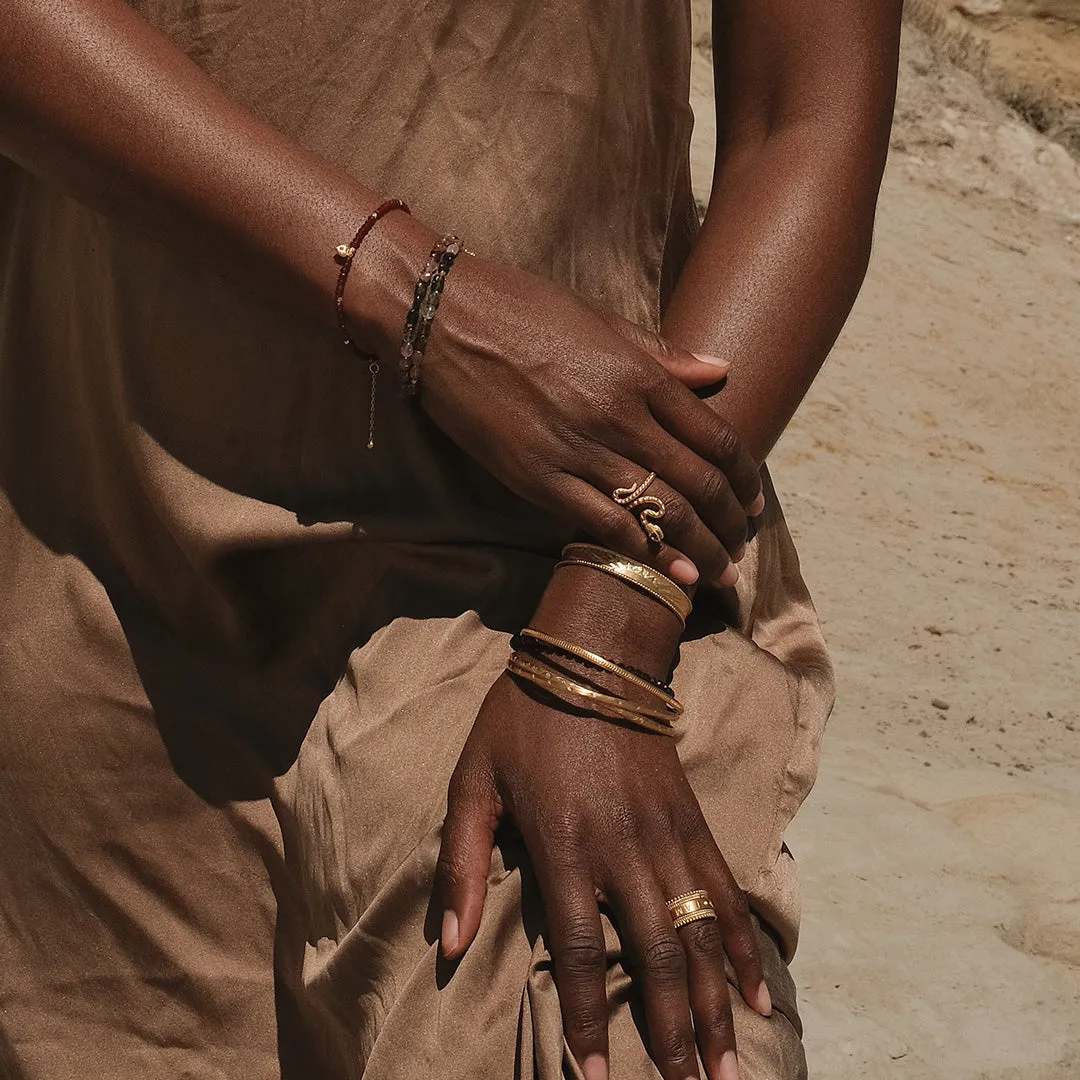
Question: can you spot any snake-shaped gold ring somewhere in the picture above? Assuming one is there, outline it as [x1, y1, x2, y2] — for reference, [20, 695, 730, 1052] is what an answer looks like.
[612, 471, 666, 544]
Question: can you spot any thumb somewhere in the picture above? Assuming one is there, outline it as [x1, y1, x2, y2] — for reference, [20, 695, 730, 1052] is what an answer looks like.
[434, 758, 501, 960]
[604, 311, 730, 389]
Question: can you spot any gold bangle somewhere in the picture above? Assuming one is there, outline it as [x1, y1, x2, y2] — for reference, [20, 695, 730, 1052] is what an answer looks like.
[518, 628, 682, 716]
[508, 651, 676, 726]
[557, 544, 692, 628]
[506, 652, 677, 737]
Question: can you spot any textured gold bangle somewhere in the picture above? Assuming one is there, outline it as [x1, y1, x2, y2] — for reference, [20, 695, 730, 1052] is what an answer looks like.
[518, 628, 682, 716]
[506, 652, 677, 737]
[508, 651, 676, 726]
[557, 543, 692, 628]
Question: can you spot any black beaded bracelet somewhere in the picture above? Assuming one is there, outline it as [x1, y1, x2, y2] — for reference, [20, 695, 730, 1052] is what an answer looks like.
[510, 634, 675, 696]
[399, 235, 464, 395]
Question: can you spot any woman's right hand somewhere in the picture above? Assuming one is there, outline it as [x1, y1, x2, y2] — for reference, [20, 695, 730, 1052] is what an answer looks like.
[362, 235, 764, 587]
[435, 672, 771, 1080]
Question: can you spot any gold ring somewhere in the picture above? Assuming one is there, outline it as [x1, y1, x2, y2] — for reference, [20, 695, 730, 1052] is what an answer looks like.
[612, 471, 666, 544]
[665, 889, 717, 930]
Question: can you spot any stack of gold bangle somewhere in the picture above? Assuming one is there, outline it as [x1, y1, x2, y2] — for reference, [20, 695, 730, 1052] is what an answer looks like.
[507, 651, 679, 737]
[518, 629, 681, 716]
[507, 624, 684, 738]
[504, 544, 692, 738]
[556, 543, 692, 628]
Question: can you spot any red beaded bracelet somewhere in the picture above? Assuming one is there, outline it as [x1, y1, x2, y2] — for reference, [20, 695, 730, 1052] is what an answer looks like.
[333, 197, 411, 448]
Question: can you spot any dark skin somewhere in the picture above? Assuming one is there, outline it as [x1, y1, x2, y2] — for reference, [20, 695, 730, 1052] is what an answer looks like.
[1, 2, 902, 1079]
[0, 0, 763, 589]
[438, 4, 902, 1080]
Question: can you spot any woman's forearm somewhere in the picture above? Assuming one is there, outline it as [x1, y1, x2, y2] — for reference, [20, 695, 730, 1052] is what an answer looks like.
[662, 124, 888, 464]
[0, 0, 426, 347]
[662, 0, 902, 463]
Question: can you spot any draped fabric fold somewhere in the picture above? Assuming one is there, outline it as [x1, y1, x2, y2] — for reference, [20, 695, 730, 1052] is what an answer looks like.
[0, 2, 830, 1076]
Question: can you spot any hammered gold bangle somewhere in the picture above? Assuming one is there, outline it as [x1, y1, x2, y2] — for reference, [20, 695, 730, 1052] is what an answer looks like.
[518, 628, 682, 717]
[509, 651, 677, 725]
[557, 544, 692, 628]
[506, 652, 677, 737]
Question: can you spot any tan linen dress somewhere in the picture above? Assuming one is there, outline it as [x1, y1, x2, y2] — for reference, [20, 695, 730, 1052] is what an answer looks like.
[0, 1, 834, 1077]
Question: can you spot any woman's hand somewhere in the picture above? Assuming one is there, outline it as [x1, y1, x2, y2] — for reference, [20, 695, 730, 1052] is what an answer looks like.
[424, 256, 763, 587]
[355, 226, 764, 587]
[434, 673, 772, 1080]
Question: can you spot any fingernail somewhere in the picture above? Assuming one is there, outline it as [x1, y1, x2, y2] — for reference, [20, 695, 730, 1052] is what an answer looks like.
[719, 1050, 740, 1080]
[719, 563, 740, 589]
[732, 544, 746, 564]
[669, 558, 699, 585]
[755, 980, 773, 1017]
[748, 492, 766, 517]
[441, 909, 459, 956]
[582, 1053, 608, 1080]
[692, 352, 730, 370]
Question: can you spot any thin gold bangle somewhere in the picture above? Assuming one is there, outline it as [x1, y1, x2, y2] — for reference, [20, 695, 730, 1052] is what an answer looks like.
[518, 628, 682, 716]
[556, 544, 692, 628]
[507, 652, 677, 737]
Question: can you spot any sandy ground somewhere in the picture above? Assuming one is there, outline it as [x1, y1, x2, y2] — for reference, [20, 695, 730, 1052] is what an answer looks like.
[690, 12, 1080, 1079]
[908, 0, 1080, 157]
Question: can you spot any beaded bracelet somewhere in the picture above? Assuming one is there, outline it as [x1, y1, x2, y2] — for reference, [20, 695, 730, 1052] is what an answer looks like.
[400, 235, 464, 395]
[333, 197, 411, 450]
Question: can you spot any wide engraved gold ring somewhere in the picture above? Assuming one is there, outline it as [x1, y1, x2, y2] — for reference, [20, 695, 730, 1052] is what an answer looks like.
[665, 889, 717, 930]
[612, 470, 667, 544]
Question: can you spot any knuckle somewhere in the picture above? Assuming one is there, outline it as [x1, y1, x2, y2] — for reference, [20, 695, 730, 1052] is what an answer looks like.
[663, 494, 696, 534]
[701, 996, 735, 1041]
[681, 917, 727, 961]
[593, 504, 645, 555]
[445, 764, 487, 811]
[640, 934, 687, 982]
[725, 886, 752, 925]
[554, 929, 606, 979]
[646, 361, 679, 402]
[538, 809, 584, 860]
[695, 466, 731, 510]
[588, 382, 636, 432]
[563, 997, 607, 1044]
[654, 1023, 698, 1067]
[434, 850, 469, 892]
[635, 351, 668, 387]
[710, 420, 742, 462]
[603, 804, 643, 849]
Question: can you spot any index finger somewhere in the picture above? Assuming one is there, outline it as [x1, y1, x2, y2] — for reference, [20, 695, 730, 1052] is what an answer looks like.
[646, 380, 763, 512]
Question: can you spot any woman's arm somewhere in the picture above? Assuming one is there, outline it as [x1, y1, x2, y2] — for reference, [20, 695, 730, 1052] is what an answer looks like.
[0, 0, 397, 327]
[0, 0, 762, 585]
[663, 0, 904, 461]
[437, 5, 903, 1080]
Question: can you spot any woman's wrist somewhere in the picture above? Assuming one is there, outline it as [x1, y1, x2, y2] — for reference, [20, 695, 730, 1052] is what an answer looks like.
[528, 564, 683, 685]
[342, 208, 440, 359]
